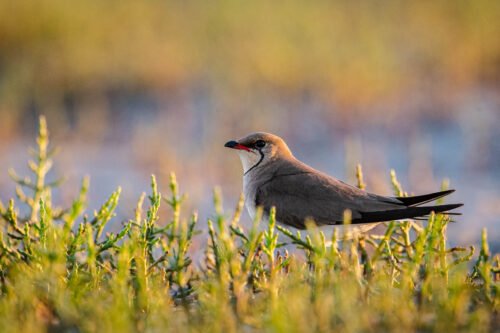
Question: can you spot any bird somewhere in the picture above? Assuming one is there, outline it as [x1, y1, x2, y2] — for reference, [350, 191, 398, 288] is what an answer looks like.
[224, 132, 462, 235]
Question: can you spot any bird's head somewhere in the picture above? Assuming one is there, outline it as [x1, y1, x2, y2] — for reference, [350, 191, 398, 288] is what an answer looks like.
[224, 132, 293, 174]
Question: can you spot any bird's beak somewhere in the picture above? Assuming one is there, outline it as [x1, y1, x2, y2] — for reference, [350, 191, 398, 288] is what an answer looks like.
[224, 140, 251, 152]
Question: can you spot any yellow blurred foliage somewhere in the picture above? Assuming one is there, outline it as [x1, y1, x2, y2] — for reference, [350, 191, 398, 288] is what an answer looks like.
[0, 0, 498, 106]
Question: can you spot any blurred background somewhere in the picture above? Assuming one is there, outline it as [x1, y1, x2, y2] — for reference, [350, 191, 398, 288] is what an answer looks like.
[0, 1, 499, 249]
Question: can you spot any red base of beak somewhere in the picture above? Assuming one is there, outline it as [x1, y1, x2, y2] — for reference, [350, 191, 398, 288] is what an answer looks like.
[224, 141, 251, 152]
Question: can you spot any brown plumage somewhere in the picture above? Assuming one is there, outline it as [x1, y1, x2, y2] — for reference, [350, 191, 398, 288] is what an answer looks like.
[225, 132, 462, 230]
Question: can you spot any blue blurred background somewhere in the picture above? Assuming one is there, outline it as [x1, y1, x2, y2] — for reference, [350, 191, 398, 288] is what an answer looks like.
[0, 1, 498, 248]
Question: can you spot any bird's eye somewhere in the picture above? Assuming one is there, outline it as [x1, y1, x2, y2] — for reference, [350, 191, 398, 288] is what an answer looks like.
[254, 140, 266, 148]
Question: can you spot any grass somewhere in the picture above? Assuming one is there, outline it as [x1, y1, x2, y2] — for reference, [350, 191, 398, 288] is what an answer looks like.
[0, 116, 498, 332]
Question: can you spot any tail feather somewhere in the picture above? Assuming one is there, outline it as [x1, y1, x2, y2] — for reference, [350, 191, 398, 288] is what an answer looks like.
[394, 189, 455, 206]
[351, 203, 463, 224]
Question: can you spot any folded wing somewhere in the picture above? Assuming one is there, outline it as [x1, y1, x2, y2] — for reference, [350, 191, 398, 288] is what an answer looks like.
[255, 162, 462, 229]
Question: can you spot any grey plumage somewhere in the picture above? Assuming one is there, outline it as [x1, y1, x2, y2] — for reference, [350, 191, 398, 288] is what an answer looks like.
[225, 132, 462, 230]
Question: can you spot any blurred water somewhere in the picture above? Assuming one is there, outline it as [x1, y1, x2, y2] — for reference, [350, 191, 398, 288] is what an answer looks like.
[0, 0, 499, 262]
[0, 89, 499, 253]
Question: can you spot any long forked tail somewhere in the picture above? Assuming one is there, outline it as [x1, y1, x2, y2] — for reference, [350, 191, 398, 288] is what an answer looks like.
[393, 189, 456, 206]
[352, 203, 463, 224]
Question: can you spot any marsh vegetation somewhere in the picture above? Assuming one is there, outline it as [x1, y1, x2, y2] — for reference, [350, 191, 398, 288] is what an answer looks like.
[0, 118, 498, 332]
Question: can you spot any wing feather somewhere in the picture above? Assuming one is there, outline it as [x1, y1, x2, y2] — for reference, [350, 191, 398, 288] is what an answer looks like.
[255, 164, 402, 229]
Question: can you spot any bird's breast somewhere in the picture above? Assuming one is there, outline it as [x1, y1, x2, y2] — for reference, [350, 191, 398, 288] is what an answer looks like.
[242, 174, 258, 220]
